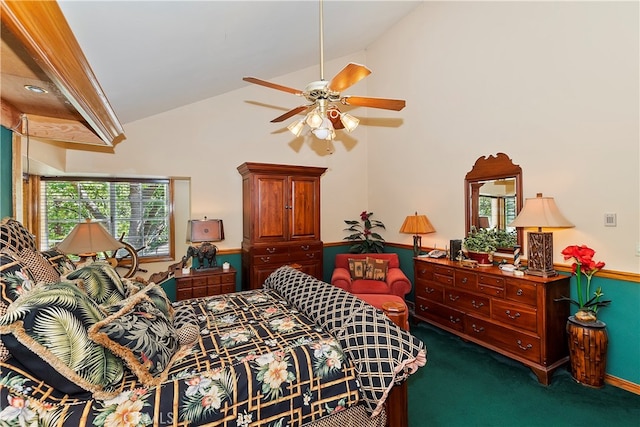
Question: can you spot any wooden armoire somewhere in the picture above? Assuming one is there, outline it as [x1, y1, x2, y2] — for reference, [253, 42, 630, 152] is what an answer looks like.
[237, 162, 326, 290]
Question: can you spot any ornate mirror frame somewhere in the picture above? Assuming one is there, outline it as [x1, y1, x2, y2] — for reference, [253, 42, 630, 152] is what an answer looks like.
[465, 153, 523, 248]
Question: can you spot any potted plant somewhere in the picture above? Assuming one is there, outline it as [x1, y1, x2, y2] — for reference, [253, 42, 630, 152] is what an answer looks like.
[556, 244, 611, 388]
[463, 226, 497, 265]
[343, 211, 386, 253]
[493, 228, 517, 251]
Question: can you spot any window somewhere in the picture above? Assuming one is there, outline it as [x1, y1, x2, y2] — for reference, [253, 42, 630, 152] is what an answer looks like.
[39, 177, 174, 261]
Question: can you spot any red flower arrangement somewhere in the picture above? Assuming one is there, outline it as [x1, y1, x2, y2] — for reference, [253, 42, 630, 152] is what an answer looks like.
[558, 244, 611, 319]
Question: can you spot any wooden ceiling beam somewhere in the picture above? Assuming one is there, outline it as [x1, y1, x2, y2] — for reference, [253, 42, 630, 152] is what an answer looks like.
[1, 1, 125, 146]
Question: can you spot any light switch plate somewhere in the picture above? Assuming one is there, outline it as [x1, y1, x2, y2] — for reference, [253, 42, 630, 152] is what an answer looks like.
[604, 213, 616, 227]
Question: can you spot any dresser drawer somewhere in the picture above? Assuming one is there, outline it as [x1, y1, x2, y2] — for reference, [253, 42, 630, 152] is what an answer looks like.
[492, 300, 537, 333]
[505, 279, 537, 306]
[220, 273, 235, 284]
[477, 283, 504, 298]
[444, 288, 490, 317]
[479, 274, 505, 289]
[465, 315, 541, 363]
[415, 280, 444, 303]
[455, 270, 477, 291]
[415, 263, 434, 281]
[415, 297, 464, 332]
[434, 273, 454, 287]
[433, 265, 454, 277]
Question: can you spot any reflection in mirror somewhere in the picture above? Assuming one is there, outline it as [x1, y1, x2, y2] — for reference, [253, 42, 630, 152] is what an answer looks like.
[465, 153, 523, 248]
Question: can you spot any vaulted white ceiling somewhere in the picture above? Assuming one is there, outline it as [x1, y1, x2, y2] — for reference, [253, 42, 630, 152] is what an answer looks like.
[58, 1, 422, 124]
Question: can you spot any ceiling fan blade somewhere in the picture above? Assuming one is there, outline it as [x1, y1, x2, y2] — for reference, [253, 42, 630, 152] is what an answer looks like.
[271, 105, 310, 123]
[327, 63, 372, 93]
[243, 77, 302, 96]
[341, 96, 406, 111]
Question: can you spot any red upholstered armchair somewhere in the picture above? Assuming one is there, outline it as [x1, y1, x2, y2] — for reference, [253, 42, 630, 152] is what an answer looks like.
[331, 253, 411, 299]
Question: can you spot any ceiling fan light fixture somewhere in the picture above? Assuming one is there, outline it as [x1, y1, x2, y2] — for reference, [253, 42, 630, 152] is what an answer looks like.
[311, 117, 334, 140]
[306, 110, 323, 128]
[287, 118, 306, 137]
[340, 113, 359, 132]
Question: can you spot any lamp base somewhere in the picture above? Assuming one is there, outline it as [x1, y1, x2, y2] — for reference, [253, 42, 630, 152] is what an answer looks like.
[526, 231, 556, 278]
[413, 235, 422, 257]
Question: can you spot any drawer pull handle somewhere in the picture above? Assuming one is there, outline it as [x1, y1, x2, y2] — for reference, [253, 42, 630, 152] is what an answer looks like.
[260, 256, 271, 262]
[419, 305, 429, 312]
[425, 287, 435, 294]
[449, 316, 461, 324]
[306, 253, 315, 258]
[448, 294, 459, 302]
[420, 269, 427, 274]
[461, 277, 468, 284]
[505, 310, 521, 320]
[517, 289, 524, 296]
[471, 300, 484, 309]
[517, 340, 533, 351]
[301, 245, 310, 250]
[266, 248, 276, 254]
[472, 324, 484, 333]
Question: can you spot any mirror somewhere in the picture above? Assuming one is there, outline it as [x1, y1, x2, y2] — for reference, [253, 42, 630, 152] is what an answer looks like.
[465, 153, 523, 248]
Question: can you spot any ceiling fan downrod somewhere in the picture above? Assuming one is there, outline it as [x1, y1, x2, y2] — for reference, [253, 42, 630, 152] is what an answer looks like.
[319, 0, 324, 81]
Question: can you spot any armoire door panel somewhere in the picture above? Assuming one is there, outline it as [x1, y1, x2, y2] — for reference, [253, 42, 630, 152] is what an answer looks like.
[256, 175, 287, 240]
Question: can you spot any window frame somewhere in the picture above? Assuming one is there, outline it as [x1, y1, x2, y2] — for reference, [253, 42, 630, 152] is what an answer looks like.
[35, 176, 175, 264]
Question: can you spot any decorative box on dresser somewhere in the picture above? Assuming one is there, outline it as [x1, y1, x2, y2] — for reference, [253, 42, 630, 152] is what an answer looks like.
[413, 257, 570, 385]
[237, 162, 326, 290]
[174, 266, 236, 301]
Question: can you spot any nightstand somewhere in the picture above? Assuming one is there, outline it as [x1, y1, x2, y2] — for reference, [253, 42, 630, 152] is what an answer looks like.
[174, 266, 236, 300]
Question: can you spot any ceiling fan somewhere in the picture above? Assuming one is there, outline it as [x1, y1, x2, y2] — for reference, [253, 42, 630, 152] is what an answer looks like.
[243, 0, 406, 140]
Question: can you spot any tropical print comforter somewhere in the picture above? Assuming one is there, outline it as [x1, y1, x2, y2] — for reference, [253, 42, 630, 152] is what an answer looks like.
[0, 289, 362, 426]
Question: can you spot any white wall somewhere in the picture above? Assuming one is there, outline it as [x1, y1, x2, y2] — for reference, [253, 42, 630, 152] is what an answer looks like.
[27, 1, 639, 274]
[366, 1, 639, 273]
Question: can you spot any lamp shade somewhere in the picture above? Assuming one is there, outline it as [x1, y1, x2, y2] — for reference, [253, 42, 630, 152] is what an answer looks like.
[187, 218, 224, 243]
[399, 212, 436, 235]
[57, 219, 123, 254]
[508, 193, 574, 229]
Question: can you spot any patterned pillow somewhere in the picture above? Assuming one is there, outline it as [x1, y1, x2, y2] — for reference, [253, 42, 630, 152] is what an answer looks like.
[264, 266, 427, 417]
[0, 250, 38, 362]
[0, 217, 37, 253]
[365, 257, 389, 281]
[41, 248, 76, 276]
[172, 303, 199, 346]
[18, 248, 61, 284]
[348, 258, 366, 280]
[89, 286, 183, 388]
[0, 281, 124, 397]
[65, 262, 128, 305]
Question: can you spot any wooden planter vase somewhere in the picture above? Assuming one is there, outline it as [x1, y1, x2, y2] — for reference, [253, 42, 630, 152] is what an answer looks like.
[566, 315, 608, 388]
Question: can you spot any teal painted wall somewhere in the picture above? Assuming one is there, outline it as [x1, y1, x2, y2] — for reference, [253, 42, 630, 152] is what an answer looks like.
[0, 126, 13, 219]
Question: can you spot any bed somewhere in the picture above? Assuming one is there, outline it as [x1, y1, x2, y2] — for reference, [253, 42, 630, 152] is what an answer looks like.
[0, 218, 426, 426]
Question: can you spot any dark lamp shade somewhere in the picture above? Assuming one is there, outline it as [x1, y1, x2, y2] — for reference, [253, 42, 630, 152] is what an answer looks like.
[57, 219, 123, 254]
[399, 212, 436, 235]
[187, 219, 224, 243]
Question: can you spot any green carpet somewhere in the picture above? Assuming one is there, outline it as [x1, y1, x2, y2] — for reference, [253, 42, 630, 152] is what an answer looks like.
[408, 322, 640, 426]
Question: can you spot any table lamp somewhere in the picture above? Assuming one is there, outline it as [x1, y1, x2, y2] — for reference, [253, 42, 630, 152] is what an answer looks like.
[57, 219, 123, 264]
[400, 212, 436, 256]
[508, 193, 574, 277]
[186, 217, 224, 269]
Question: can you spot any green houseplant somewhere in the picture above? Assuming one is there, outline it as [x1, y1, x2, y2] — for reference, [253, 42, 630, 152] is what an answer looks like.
[343, 211, 386, 253]
[463, 226, 497, 253]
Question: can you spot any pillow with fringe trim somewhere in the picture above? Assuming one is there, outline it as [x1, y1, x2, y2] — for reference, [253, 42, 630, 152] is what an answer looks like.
[89, 285, 186, 388]
[0, 281, 124, 398]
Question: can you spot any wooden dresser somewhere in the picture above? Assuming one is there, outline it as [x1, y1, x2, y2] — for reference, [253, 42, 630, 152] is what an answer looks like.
[237, 162, 326, 290]
[413, 257, 570, 384]
[174, 267, 236, 301]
